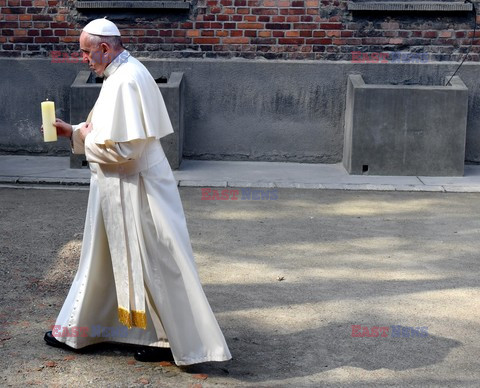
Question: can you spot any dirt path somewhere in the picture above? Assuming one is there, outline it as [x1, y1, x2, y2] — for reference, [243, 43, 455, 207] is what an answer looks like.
[1, 187, 480, 387]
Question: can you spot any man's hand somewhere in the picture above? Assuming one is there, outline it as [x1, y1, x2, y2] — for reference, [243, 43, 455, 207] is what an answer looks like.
[79, 122, 93, 141]
[51, 119, 73, 138]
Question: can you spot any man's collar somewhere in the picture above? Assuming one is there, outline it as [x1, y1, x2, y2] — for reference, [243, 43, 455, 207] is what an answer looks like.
[103, 50, 130, 78]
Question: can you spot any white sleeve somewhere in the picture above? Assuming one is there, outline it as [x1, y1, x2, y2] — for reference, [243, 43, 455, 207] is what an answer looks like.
[71, 122, 86, 155]
[84, 135, 147, 164]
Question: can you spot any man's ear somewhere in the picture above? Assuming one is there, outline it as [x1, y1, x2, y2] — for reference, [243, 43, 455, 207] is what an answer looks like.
[100, 42, 110, 53]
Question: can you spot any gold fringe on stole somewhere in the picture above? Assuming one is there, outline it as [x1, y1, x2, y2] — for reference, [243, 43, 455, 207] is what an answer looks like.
[118, 307, 132, 328]
[132, 310, 147, 329]
[117, 307, 147, 330]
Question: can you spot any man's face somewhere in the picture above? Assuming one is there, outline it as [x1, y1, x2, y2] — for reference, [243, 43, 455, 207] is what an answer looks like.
[79, 32, 111, 76]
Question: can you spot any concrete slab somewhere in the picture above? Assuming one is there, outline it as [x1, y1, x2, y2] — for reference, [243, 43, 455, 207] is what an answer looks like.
[3, 155, 480, 193]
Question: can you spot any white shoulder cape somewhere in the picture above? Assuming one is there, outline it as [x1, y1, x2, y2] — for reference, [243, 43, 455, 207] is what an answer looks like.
[91, 52, 174, 145]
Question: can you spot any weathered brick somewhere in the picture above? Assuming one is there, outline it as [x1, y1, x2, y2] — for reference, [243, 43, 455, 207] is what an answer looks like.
[11, 36, 32, 43]
[187, 30, 200, 37]
[313, 30, 325, 37]
[301, 15, 313, 22]
[193, 37, 220, 44]
[423, 31, 437, 39]
[223, 37, 249, 44]
[344, 38, 361, 45]
[293, 23, 317, 29]
[320, 23, 342, 30]
[326, 30, 340, 37]
[252, 8, 277, 15]
[292, 1, 305, 7]
[138, 37, 161, 44]
[265, 23, 290, 30]
[26, 7, 41, 13]
[32, 14, 51, 21]
[286, 30, 300, 37]
[59, 36, 77, 43]
[362, 37, 389, 45]
[238, 22, 263, 29]
[278, 37, 304, 44]
[34, 36, 58, 43]
[307, 38, 331, 44]
[195, 22, 211, 29]
[3, 7, 26, 14]
[389, 38, 403, 44]
[0, 0, 475, 61]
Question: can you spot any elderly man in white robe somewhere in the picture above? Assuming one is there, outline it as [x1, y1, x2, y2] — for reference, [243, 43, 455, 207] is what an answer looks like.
[43, 18, 231, 366]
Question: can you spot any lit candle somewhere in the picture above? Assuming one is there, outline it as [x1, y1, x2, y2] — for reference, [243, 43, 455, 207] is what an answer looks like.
[41, 100, 57, 142]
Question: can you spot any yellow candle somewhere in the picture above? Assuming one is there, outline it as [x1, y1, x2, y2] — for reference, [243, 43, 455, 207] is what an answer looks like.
[41, 100, 57, 142]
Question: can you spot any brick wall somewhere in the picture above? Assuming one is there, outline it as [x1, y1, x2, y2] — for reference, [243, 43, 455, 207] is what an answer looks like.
[0, 0, 478, 61]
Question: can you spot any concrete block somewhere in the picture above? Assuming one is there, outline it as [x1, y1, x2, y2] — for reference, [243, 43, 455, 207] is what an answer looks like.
[343, 74, 469, 176]
[69, 71, 184, 169]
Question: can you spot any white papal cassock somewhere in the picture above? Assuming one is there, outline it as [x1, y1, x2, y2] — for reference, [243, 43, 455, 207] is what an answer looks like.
[52, 50, 232, 365]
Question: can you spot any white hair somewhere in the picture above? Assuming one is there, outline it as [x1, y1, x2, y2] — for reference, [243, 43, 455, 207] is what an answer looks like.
[86, 33, 122, 50]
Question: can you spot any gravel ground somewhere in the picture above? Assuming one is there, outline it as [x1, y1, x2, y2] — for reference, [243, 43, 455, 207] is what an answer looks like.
[1, 186, 480, 387]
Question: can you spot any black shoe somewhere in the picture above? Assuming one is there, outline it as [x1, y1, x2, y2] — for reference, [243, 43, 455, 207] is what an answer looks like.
[134, 347, 174, 362]
[44, 331, 74, 350]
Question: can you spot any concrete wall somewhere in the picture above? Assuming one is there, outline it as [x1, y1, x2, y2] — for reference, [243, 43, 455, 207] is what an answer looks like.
[1, 58, 479, 164]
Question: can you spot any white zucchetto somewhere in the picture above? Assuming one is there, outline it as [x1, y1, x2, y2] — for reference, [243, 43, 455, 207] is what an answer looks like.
[83, 17, 121, 37]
